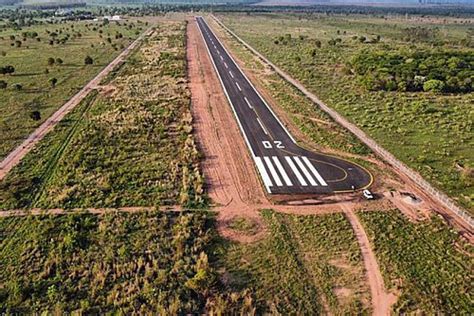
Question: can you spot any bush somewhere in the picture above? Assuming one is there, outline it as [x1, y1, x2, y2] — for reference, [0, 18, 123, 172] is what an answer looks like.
[0, 65, 15, 75]
[30, 111, 41, 121]
[423, 79, 445, 92]
[49, 77, 58, 87]
[0, 80, 7, 89]
[84, 55, 93, 65]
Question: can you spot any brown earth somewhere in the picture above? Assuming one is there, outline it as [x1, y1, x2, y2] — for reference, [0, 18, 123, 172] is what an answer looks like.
[187, 17, 269, 242]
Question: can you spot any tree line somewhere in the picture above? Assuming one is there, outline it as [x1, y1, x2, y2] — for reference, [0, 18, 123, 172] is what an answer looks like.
[348, 49, 473, 93]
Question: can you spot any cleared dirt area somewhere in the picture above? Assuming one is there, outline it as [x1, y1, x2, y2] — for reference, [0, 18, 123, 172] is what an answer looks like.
[187, 17, 270, 242]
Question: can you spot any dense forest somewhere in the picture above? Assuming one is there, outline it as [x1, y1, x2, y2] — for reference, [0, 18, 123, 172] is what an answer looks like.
[349, 50, 473, 93]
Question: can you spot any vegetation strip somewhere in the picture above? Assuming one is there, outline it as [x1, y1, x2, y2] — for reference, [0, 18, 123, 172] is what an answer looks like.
[0, 27, 152, 181]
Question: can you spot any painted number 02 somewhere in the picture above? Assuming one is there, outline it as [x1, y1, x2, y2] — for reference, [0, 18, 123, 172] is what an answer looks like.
[262, 141, 285, 149]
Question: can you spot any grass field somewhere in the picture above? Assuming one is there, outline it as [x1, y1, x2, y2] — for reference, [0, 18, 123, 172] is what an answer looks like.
[216, 13, 474, 212]
[358, 210, 473, 314]
[0, 211, 219, 313]
[218, 210, 371, 314]
[0, 18, 142, 160]
[0, 20, 205, 210]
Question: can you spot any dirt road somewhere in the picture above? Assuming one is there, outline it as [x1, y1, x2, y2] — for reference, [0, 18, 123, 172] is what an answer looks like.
[0, 28, 152, 181]
[344, 207, 398, 315]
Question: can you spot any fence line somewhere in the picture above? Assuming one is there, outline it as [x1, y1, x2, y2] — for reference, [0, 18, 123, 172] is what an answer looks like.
[212, 15, 473, 230]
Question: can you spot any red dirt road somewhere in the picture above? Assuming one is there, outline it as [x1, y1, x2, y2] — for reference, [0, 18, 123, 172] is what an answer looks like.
[0, 28, 152, 181]
[344, 207, 398, 315]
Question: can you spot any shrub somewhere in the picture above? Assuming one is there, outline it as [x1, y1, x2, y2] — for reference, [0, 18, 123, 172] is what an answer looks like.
[30, 111, 41, 121]
[0, 65, 15, 75]
[49, 77, 58, 87]
[423, 79, 445, 92]
[84, 55, 93, 65]
[0, 80, 7, 89]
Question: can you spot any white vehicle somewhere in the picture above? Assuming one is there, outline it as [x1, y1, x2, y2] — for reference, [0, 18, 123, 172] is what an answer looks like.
[363, 189, 374, 200]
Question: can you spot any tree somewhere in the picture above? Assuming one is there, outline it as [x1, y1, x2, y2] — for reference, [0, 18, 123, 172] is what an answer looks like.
[315, 40, 322, 48]
[55, 58, 63, 65]
[30, 111, 41, 121]
[15, 40, 22, 47]
[13, 83, 22, 90]
[84, 55, 93, 65]
[49, 77, 58, 87]
[47, 57, 55, 66]
[0, 80, 7, 89]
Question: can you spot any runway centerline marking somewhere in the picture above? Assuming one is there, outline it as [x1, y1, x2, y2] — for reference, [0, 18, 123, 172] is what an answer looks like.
[294, 156, 317, 186]
[272, 156, 293, 186]
[302, 156, 328, 186]
[264, 157, 283, 187]
[256, 117, 268, 135]
[220, 55, 224, 61]
[286, 157, 307, 186]
[235, 82, 242, 91]
[244, 97, 253, 109]
[224, 62, 228, 68]
[229, 70, 234, 78]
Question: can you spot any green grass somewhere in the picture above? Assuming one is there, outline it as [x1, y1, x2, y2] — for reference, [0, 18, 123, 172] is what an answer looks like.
[216, 13, 473, 213]
[228, 217, 259, 235]
[217, 210, 371, 314]
[0, 211, 219, 313]
[0, 91, 97, 210]
[358, 210, 473, 314]
[0, 21, 205, 210]
[0, 19, 141, 160]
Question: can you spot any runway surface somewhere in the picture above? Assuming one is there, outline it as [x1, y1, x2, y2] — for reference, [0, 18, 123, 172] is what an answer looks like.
[196, 16, 372, 195]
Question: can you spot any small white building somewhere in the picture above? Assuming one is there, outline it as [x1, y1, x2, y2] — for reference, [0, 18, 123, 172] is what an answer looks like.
[103, 15, 121, 21]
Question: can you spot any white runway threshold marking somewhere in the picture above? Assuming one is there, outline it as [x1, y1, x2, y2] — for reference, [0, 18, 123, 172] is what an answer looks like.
[294, 156, 317, 186]
[264, 157, 283, 187]
[272, 156, 293, 186]
[302, 156, 328, 186]
[286, 156, 307, 186]
[256, 118, 268, 135]
[255, 157, 273, 191]
[235, 82, 242, 91]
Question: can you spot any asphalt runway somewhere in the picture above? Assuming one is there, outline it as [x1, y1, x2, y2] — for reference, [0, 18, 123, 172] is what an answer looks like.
[196, 16, 372, 195]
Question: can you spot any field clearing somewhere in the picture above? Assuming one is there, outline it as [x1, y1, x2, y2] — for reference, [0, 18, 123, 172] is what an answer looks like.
[218, 210, 371, 314]
[0, 18, 142, 160]
[358, 210, 473, 314]
[216, 13, 473, 213]
[0, 20, 204, 210]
